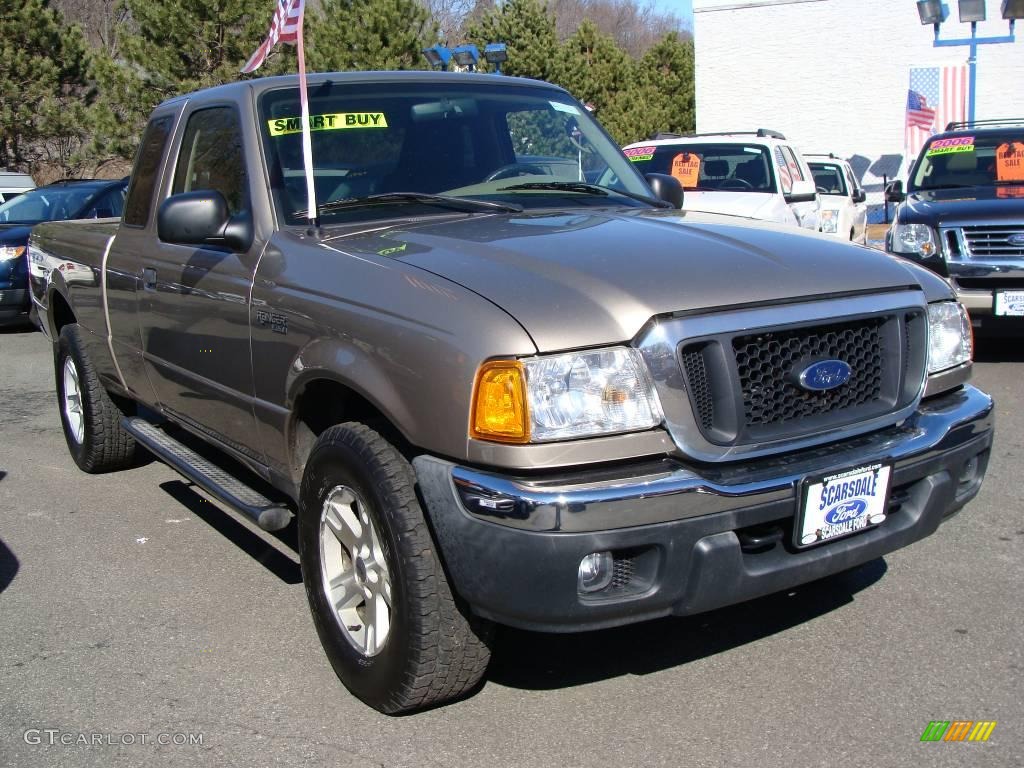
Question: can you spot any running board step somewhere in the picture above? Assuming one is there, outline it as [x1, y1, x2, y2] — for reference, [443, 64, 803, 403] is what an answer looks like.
[122, 417, 293, 531]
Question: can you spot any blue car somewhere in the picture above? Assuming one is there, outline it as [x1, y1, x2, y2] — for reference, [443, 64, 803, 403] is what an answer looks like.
[0, 178, 128, 326]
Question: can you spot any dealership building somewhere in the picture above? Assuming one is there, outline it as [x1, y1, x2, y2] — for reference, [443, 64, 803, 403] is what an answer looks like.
[692, 0, 1024, 220]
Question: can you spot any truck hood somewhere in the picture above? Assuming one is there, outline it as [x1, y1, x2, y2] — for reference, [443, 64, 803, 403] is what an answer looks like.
[327, 208, 935, 352]
[899, 185, 1024, 225]
[680, 191, 778, 220]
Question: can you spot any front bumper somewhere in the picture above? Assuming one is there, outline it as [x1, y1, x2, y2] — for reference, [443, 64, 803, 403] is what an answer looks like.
[0, 287, 30, 323]
[414, 385, 993, 632]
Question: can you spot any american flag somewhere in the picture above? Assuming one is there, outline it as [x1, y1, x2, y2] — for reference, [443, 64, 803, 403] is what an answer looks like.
[905, 65, 969, 159]
[241, 0, 305, 73]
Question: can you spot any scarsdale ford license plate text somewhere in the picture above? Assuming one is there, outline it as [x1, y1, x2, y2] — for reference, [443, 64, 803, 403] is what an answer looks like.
[798, 464, 892, 547]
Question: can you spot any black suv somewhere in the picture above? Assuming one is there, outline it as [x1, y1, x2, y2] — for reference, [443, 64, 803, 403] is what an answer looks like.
[0, 178, 128, 326]
[885, 120, 1024, 330]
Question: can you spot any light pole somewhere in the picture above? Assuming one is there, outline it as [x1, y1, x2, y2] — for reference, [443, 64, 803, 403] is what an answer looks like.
[916, 0, 1022, 124]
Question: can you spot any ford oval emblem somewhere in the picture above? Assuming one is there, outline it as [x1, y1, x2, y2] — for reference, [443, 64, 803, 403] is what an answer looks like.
[825, 499, 868, 525]
[798, 359, 852, 391]
[1008, 233, 1024, 247]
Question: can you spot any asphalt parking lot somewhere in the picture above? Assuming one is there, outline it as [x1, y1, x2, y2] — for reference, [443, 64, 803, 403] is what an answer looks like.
[1, 324, 1021, 768]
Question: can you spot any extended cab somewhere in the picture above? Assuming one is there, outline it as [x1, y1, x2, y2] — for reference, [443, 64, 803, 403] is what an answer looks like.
[886, 120, 1024, 329]
[31, 72, 993, 714]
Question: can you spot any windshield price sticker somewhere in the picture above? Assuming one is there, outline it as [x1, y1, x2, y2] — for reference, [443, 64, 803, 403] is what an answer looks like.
[926, 136, 975, 157]
[996, 142, 1024, 182]
[670, 152, 700, 188]
[268, 112, 388, 137]
[796, 463, 892, 548]
[624, 146, 655, 162]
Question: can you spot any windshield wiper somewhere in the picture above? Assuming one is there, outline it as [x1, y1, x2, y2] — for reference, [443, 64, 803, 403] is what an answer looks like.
[497, 181, 672, 209]
[919, 183, 975, 191]
[300, 192, 523, 218]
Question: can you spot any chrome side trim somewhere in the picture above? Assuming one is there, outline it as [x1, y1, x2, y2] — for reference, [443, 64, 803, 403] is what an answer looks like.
[99, 234, 128, 391]
[635, 290, 928, 462]
[439, 384, 992, 533]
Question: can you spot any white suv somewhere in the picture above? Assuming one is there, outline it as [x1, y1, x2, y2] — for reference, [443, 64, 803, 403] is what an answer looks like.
[806, 154, 868, 244]
[622, 129, 820, 230]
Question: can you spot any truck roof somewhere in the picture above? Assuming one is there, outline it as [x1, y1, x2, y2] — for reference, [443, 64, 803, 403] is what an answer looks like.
[159, 70, 570, 108]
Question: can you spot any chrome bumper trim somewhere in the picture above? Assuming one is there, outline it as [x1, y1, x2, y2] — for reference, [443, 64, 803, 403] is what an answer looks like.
[443, 385, 993, 532]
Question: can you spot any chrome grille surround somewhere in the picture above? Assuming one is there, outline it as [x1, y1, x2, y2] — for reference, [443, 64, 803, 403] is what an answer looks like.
[942, 222, 1024, 263]
[635, 292, 929, 463]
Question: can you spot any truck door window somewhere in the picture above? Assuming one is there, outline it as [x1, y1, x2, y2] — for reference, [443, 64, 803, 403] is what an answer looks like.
[172, 107, 249, 215]
[123, 116, 172, 227]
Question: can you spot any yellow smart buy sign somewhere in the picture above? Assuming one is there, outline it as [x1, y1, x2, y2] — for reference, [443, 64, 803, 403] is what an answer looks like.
[268, 112, 388, 136]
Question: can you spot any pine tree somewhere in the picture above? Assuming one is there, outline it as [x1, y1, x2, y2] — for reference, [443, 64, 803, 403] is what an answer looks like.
[636, 32, 694, 138]
[0, 0, 89, 174]
[552, 20, 635, 144]
[88, 0, 284, 162]
[305, 0, 436, 72]
[464, 0, 559, 81]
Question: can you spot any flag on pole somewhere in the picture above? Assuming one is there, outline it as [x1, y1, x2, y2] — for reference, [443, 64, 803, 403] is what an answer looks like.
[243, 0, 318, 223]
[904, 65, 969, 163]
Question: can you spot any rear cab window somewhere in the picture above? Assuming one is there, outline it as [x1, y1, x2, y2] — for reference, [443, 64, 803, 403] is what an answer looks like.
[123, 116, 173, 227]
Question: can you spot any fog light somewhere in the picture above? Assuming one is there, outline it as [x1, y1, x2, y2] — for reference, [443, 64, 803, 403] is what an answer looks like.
[958, 456, 980, 488]
[578, 551, 613, 593]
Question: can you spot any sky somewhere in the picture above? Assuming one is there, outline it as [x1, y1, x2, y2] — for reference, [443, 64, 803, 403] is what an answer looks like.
[654, 0, 694, 29]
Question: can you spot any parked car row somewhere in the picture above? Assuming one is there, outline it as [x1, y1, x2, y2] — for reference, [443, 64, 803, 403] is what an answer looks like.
[0, 178, 128, 326]
[621, 130, 868, 243]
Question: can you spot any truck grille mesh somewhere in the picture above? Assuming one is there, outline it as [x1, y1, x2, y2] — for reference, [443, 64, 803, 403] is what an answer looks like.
[681, 347, 714, 430]
[732, 318, 884, 426]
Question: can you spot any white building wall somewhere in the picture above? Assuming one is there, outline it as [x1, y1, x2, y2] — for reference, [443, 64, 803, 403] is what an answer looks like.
[693, 0, 1024, 219]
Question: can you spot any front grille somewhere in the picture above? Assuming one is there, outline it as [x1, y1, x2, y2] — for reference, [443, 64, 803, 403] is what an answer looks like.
[677, 310, 926, 449]
[962, 225, 1024, 258]
[733, 319, 884, 427]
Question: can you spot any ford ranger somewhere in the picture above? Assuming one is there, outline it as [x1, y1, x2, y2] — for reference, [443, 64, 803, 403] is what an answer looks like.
[29, 72, 993, 714]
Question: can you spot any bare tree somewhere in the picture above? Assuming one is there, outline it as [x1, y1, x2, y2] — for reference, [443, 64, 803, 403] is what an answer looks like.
[51, 0, 130, 55]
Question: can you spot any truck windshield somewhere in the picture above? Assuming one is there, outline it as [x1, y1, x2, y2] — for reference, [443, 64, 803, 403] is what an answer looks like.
[258, 81, 657, 225]
[808, 163, 848, 196]
[911, 132, 1024, 192]
[624, 144, 776, 193]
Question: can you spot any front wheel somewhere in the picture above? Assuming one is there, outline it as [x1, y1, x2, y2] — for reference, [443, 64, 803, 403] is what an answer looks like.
[298, 423, 492, 713]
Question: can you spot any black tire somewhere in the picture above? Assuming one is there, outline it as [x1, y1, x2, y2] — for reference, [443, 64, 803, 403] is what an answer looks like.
[299, 422, 492, 713]
[55, 324, 138, 473]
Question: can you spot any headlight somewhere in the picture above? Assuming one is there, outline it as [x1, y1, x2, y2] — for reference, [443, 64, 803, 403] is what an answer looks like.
[0, 245, 26, 261]
[890, 223, 938, 257]
[928, 301, 972, 374]
[819, 209, 838, 233]
[471, 347, 663, 443]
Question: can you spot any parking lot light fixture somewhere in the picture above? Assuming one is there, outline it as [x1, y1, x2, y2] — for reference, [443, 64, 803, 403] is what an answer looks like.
[959, 0, 986, 21]
[422, 44, 451, 71]
[484, 43, 508, 74]
[452, 44, 480, 71]
[1003, 0, 1024, 19]
[917, 0, 944, 24]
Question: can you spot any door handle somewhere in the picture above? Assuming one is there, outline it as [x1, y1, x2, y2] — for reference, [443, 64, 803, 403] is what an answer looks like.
[142, 267, 157, 291]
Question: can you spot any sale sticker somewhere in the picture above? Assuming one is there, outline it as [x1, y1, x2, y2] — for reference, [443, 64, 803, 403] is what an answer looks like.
[624, 146, 655, 162]
[926, 136, 975, 156]
[996, 142, 1024, 182]
[671, 152, 700, 188]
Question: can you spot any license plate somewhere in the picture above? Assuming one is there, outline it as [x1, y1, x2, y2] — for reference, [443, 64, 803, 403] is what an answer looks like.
[796, 463, 892, 548]
[994, 291, 1024, 316]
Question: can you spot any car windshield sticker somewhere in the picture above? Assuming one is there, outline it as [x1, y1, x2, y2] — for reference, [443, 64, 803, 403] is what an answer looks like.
[925, 136, 974, 156]
[995, 142, 1024, 182]
[624, 146, 655, 162]
[998, 186, 1024, 198]
[268, 112, 389, 137]
[549, 101, 581, 115]
[670, 152, 700, 187]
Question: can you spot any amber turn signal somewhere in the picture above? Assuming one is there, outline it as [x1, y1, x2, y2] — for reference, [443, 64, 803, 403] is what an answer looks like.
[470, 360, 529, 443]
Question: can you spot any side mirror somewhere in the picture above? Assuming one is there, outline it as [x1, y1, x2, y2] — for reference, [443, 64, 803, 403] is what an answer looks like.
[852, 189, 867, 204]
[884, 180, 905, 203]
[644, 173, 684, 209]
[157, 190, 253, 252]
[785, 179, 817, 204]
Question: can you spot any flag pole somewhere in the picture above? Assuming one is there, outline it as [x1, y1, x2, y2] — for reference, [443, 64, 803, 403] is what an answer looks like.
[295, 2, 318, 226]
